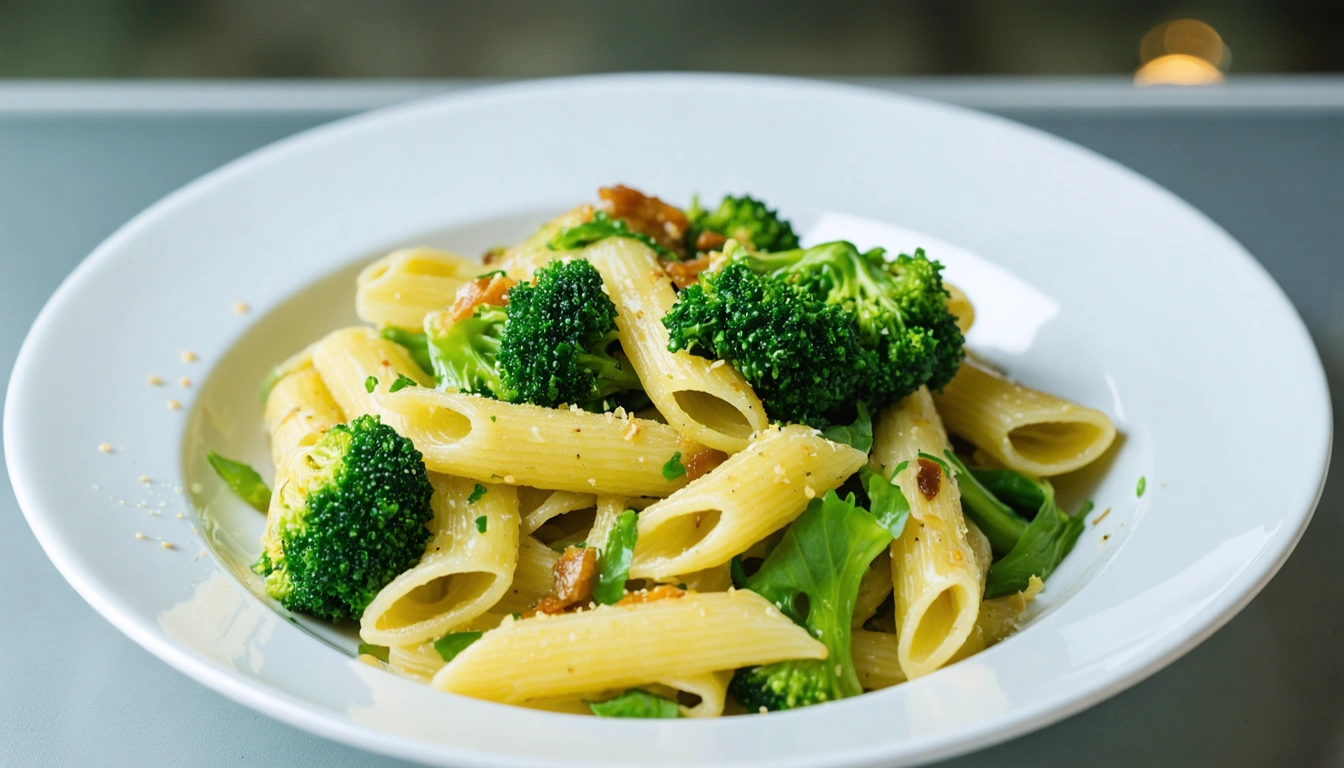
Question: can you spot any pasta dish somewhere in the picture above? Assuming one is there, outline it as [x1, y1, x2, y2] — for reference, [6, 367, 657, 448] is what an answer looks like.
[208, 185, 1117, 718]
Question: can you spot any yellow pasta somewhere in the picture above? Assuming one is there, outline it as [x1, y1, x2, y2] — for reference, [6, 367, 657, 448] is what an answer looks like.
[853, 550, 894, 628]
[872, 388, 982, 680]
[933, 357, 1116, 476]
[631, 425, 867, 580]
[522, 491, 597, 536]
[944, 282, 975, 336]
[359, 476, 519, 647]
[378, 387, 701, 497]
[262, 364, 345, 469]
[309, 327, 433, 423]
[585, 238, 768, 453]
[852, 629, 906, 691]
[432, 590, 826, 704]
[355, 247, 478, 329]
[492, 536, 559, 615]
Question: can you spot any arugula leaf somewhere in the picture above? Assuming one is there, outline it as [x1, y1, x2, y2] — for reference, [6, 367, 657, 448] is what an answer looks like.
[380, 328, 433, 375]
[969, 467, 1044, 518]
[983, 481, 1093, 599]
[205, 453, 271, 513]
[475, 516, 488, 533]
[821, 401, 873, 453]
[548, 211, 673, 258]
[467, 483, 488, 504]
[859, 465, 910, 539]
[593, 509, 638, 605]
[945, 452, 1029, 554]
[741, 491, 893, 703]
[357, 643, 389, 662]
[433, 630, 483, 663]
[729, 555, 749, 589]
[588, 688, 681, 718]
[662, 452, 686, 481]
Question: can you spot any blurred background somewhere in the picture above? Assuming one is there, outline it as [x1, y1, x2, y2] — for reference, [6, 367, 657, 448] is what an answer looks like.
[1, 0, 1341, 82]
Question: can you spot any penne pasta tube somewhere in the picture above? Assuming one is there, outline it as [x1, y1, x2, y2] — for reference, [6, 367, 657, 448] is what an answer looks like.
[944, 282, 974, 336]
[359, 476, 520, 646]
[853, 550, 894, 628]
[522, 491, 596, 536]
[851, 629, 907, 691]
[872, 388, 982, 680]
[585, 237, 768, 453]
[310, 327, 433, 423]
[262, 364, 344, 468]
[932, 357, 1116, 477]
[587, 494, 628, 552]
[386, 612, 509, 682]
[432, 590, 826, 704]
[630, 425, 867, 581]
[355, 247, 479, 330]
[378, 386, 702, 497]
[492, 536, 559, 615]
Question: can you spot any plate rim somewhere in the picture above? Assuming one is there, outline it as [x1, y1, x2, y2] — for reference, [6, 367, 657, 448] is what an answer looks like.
[5, 72, 1334, 768]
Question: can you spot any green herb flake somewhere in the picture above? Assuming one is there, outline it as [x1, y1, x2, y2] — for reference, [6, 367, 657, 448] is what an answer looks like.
[205, 452, 272, 513]
[489, 415, 497, 422]
[364, 375, 378, 393]
[588, 688, 682, 719]
[357, 643, 390, 663]
[593, 510, 639, 605]
[662, 452, 686, 481]
[476, 269, 508, 279]
[467, 483, 488, 504]
[475, 515, 488, 533]
[388, 373, 418, 393]
[1136, 476, 1147, 498]
[433, 630, 483, 663]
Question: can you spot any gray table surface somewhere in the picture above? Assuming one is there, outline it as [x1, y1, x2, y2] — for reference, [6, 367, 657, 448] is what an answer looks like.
[1, 78, 1341, 768]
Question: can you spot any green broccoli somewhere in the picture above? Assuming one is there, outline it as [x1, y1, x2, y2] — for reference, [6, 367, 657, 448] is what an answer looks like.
[253, 414, 434, 621]
[426, 259, 643, 411]
[663, 240, 964, 427]
[686, 194, 799, 254]
[729, 489, 896, 712]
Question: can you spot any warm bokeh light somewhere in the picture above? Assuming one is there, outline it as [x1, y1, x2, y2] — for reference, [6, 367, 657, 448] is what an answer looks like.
[1135, 19, 1230, 86]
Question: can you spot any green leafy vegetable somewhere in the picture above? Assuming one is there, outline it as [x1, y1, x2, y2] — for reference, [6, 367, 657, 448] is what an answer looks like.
[662, 452, 686, 481]
[593, 510, 639, 605]
[388, 373, 418, 393]
[858, 465, 911, 539]
[467, 483, 488, 504]
[357, 643, 390, 663]
[434, 630, 483, 663]
[944, 452, 1028, 555]
[380, 328, 433, 375]
[476, 269, 508, 279]
[730, 490, 893, 711]
[549, 210, 672, 258]
[364, 375, 378, 393]
[475, 516, 488, 533]
[588, 688, 681, 718]
[206, 453, 271, 513]
[821, 402, 873, 453]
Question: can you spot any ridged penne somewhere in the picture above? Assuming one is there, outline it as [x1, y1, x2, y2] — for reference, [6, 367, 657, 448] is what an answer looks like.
[310, 327, 434, 423]
[262, 364, 344, 469]
[872, 388, 982, 680]
[378, 387, 702, 497]
[944, 282, 975, 336]
[492, 536, 559, 615]
[355, 248, 479, 330]
[432, 590, 826, 704]
[853, 550, 894, 628]
[522, 491, 596, 536]
[933, 357, 1116, 477]
[630, 425, 867, 581]
[584, 237, 768, 453]
[359, 476, 519, 646]
[852, 629, 906, 691]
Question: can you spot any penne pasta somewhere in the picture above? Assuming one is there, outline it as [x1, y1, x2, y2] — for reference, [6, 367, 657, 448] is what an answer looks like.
[359, 476, 520, 647]
[585, 237, 768, 453]
[310, 327, 433, 423]
[262, 363, 344, 469]
[355, 248, 479, 330]
[851, 629, 906, 691]
[492, 535, 559, 616]
[944, 282, 975, 336]
[853, 550, 894, 628]
[932, 357, 1116, 477]
[522, 491, 596, 536]
[872, 388, 982, 680]
[378, 386, 702, 497]
[432, 590, 826, 704]
[631, 425, 867, 581]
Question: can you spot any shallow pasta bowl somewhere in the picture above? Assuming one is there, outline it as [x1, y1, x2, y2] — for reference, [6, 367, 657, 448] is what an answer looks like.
[4, 74, 1331, 767]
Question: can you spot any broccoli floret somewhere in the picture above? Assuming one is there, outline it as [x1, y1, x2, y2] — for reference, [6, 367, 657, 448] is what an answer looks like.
[663, 240, 964, 427]
[686, 194, 799, 253]
[730, 489, 894, 711]
[253, 414, 434, 621]
[426, 259, 642, 411]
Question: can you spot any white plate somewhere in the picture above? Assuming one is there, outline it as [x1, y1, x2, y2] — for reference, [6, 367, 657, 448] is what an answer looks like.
[5, 74, 1331, 768]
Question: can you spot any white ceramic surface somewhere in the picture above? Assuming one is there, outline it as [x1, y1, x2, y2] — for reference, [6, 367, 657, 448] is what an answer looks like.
[4, 74, 1331, 768]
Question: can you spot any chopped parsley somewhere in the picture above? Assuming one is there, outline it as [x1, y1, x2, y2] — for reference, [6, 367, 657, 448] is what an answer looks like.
[662, 452, 686, 481]
[467, 483, 488, 504]
[388, 373, 418, 393]
[475, 516, 488, 533]
[433, 630, 483, 663]
[476, 269, 508, 279]
[364, 375, 378, 393]
[1136, 476, 1147, 497]
[588, 688, 681, 718]
[205, 452, 271, 513]
[489, 415, 497, 422]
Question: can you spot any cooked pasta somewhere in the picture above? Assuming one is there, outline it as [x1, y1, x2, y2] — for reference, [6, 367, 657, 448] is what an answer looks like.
[221, 185, 1116, 718]
[932, 357, 1117, 477]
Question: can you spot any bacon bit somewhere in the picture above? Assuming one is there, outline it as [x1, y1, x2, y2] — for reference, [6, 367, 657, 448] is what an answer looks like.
[534, 546, 597, 615]
[451, 274, 516, 321]
[662, 254, 712, 290]
[683, 449, 728, 483]
[598, 185, 690, 258]
[916, 458, 942, 500]
[695, 230, 728, 253]
[1092, 508, 1112, 526]
[615, 584, 692, 607]
[481, 246, 506, 264]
